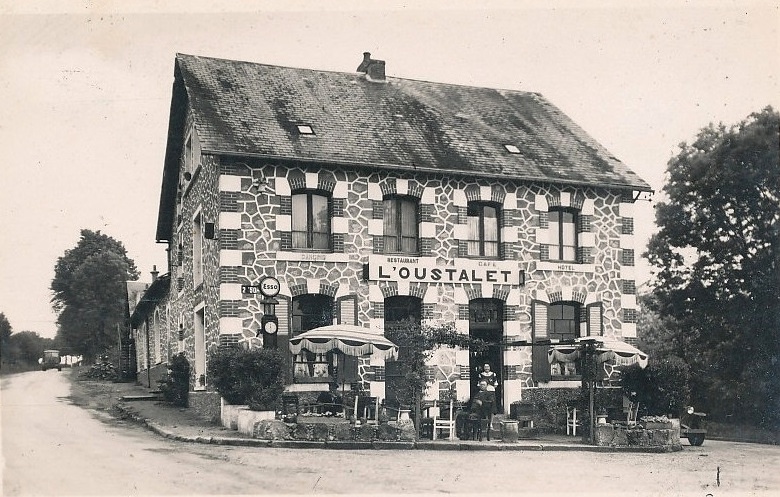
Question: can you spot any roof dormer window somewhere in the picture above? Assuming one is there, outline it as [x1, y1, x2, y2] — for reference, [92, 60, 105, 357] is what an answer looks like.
[297, 124, 315, 135]
[504, 144, 520, 154]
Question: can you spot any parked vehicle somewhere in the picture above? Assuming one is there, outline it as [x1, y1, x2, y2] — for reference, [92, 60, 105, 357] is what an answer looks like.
[41, 349, 62, 371]
[680, 405, 707, 446]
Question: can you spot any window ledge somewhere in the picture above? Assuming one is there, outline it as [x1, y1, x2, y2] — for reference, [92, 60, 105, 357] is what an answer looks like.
[551, 375, 582, 381]
[293, 376, 334, 384]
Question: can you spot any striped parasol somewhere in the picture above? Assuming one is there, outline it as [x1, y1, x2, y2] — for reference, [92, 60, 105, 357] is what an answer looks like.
[288, 324, 399, 360]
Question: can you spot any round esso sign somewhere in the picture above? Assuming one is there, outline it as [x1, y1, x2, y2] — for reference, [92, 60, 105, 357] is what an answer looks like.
[259, 276, 280, 298]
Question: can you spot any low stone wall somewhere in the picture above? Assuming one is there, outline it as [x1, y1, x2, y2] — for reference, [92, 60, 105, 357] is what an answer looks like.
[594, 424, 682, 450]
[253, 419, 417, 442]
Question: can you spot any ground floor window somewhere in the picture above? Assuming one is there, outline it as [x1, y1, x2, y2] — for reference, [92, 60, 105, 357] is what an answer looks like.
[292, 294, 335, 382]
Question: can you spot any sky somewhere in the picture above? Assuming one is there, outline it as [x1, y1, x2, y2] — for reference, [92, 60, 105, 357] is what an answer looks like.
[1, 0, 777, 339]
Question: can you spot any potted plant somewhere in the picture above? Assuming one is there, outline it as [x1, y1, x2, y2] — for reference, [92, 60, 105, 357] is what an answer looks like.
[208, 346, 287, 433]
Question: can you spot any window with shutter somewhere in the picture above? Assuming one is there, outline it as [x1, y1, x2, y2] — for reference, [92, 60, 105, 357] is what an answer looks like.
[531, 300, 551, 383]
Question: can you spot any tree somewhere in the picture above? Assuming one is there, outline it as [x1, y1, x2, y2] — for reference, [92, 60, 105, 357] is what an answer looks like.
[51, 230, 139, 363]
[385, 320, 488, 436]
[645, 106, 780, 428]
[0, 312, 12, 362]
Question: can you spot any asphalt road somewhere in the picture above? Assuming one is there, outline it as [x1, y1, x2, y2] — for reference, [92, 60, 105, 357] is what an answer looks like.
[2, 370, 779, 496]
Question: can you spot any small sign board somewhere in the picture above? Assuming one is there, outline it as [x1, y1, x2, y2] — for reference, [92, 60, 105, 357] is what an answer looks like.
[241, 277, 281, 297]
[259, 276, 281, 297]
[241, 285, 261, 295]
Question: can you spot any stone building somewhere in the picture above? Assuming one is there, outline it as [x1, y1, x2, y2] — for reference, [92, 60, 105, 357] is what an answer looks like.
[141, 52, 651, 413]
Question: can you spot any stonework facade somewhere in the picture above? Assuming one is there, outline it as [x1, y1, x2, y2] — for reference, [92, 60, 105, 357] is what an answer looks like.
[133, 53, 650, 413]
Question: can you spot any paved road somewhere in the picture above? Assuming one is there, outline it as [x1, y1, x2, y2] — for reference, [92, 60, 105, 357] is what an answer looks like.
[3, 371, 779, 496]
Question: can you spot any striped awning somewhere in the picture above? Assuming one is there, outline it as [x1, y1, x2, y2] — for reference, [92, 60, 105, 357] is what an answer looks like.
[548, 337, 648, 368]
[288, 324, 399, 360]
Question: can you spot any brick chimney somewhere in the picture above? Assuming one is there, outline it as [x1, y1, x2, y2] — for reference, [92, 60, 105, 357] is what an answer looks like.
[357, 51, 386, 82]
[150, 265, 159, 282]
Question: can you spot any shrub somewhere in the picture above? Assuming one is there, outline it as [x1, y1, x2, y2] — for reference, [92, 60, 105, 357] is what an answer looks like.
[621, 357, 691, 416]
[207, 347, 287, 411]
[158, 353, 190, 407]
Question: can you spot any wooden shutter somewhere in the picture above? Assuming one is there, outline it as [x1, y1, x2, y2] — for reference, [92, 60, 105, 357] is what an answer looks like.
[586, 302, 603, 336]
[337, 295, 359, 383]
[531, 300, 551, 383]
[337, 295, 357, 325]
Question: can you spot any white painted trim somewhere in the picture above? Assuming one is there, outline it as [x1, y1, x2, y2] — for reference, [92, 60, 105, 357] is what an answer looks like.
[332, 217, 348, 233]
[420, 222, 437, 238]
[369, 284, 384, 302]
[219, 212, 241, 230]
[220, 283, 242, 300]
[306, 278, 320, 295]
[423, 285, 438, 303]
[333, 180, 349, 198]
[220, 250, 243, 267]
[396, 178, 409, 196]
[581, 198, 595, 216]
[453, 224, 468, 239]
[305, 172, 318, 189]
[535, 194, 549, 211]
[620, 265, 636, 280]
[622, 322, 637, 338]
[502, 226, 518, 243]
[421, 187, 435, 204]
[453, 189, 467, 207]
[560, 191, 571, 207]
[219, 317, 242, 335]
[580, 232, 596, 247]
[276, 177, 291, 196]
[276, 214, 291, 231]
[368, 218, 383, 236]
[480, 186, 492, 201]
[218, 175, 242, 192]
[367, 182, 383, 200]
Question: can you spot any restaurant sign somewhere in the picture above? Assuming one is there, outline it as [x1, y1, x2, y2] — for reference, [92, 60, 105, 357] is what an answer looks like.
[366, 255, 525, 286]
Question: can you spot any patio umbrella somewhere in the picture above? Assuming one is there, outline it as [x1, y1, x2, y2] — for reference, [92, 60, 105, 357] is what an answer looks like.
[288, 324, 399, 360]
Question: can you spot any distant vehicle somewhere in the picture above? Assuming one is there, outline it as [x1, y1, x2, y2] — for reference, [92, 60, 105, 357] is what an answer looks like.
[680, 405, 707, 446]
[41, 350, 62, 371]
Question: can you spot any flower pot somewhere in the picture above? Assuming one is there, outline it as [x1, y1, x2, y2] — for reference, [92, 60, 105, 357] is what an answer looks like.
[399, 409, 411, 421]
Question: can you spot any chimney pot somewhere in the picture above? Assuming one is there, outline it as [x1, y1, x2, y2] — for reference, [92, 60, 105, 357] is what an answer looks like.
[357, 51, 372, 73]
[151, 265, 159, 282]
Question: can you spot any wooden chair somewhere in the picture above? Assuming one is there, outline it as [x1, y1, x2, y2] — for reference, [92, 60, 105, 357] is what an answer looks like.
[431, 399, 457, 441]
[512, 401, 535, 429]
[627, 402, 640, 426]
[566, 405, 579, 436]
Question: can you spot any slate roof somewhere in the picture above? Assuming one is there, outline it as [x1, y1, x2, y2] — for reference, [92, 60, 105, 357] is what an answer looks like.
[157, 53, 651, 240]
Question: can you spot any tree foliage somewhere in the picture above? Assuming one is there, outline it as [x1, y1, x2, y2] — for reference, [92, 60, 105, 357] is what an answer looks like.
[621, 358, 691, 416]
[0, 312, 12, 361]
[385, 320, 488, 434]
[645, 106, 780, 428]
[51, 230, 139, 363]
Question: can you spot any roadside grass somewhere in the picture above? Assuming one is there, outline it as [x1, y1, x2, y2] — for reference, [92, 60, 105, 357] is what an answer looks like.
[0, 361, 41, 375]
[707, 421, 780, 445]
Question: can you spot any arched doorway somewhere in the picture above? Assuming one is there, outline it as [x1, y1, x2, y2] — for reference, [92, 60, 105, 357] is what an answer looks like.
[469, 298, 504, 411]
